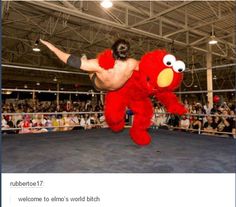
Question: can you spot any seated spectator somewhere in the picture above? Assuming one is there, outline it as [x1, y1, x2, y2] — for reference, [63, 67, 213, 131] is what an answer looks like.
[189, 104, 196, 114]
[99, 115, 108, 128]
[203, 116, 217, 135]
[18, 115, 33, 134]
[57, 115, 65, 131]
[85, 100, 92, 111]
[151, 113, 158, 129]
[71, 114, 84, 130]
[167, 114, 180, 130]
[179, 115, 190, 131]
[155, 103, 167, 127]
[90, 113, 101, 128]
[45, 115, 54, 132]
[2, 115, 9, 134]
[32, 114, 48, 133]
[211, 104, 218, 114]
[70, 114, 79, 128]
[195, 103, 203, 114]
[232, 123, 236, 139]
[221, 102, 230, 111]
[6, 115, 16, 134]
[80, 114, 92, 130]
[84, 114, 92, 129]
[51, 115, 60, 131]
[14, 110, 23, 126]
[190, 116, 202, 134]
[62, 112, 73, 131]
[228, 110, 236, 138]
[203, 101, 211, 114]
[183, 99, 190, 111]
[217, 110, 233, 135]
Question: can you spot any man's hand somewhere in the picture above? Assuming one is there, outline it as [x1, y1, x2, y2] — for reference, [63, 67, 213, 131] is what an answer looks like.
[39, 39, 70, 63]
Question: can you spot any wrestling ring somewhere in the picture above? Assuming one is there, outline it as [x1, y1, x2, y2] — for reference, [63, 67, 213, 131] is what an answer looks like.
[2, 64, 236, 173]
[2, 110, 235, 173]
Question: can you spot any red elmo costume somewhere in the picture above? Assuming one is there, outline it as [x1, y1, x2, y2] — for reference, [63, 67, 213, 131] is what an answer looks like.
[98, 49, 187, 145]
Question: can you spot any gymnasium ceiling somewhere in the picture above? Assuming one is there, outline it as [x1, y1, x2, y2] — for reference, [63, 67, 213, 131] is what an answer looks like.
[2, 1, 236, 93]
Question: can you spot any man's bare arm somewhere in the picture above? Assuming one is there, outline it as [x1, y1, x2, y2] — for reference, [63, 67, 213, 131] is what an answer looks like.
[40, 39, 70, 63]
[40, 39, 100, 72]
[80, 59, 102, 72]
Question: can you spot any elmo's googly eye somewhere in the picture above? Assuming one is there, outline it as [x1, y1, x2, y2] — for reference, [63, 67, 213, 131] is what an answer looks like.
[173, 60, 185, 73]
[163, 54, 176, 67]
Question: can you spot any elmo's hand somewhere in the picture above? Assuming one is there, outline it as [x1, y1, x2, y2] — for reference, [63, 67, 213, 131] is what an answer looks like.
[167, 103, 187, 115]
[97, 49, 115, 70]
[155, 92, 187, 115]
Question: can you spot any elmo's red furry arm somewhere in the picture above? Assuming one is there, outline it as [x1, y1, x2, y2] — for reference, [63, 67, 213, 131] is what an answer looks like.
[155, 92, 187, 115]
[97, 49, 115, 70]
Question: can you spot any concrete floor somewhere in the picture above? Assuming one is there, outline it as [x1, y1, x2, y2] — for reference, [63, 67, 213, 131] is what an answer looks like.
[2, 129, 235, 173]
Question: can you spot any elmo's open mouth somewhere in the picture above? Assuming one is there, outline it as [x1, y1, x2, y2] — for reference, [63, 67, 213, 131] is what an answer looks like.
[157, 68, 173, 87]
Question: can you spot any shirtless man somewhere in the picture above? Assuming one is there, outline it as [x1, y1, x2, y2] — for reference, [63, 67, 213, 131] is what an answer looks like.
[40, 39, 139, 91]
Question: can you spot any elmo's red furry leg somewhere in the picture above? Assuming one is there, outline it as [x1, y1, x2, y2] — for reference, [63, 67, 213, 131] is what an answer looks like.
[129, 99, 153, 145]
[104, 91, 126, 132]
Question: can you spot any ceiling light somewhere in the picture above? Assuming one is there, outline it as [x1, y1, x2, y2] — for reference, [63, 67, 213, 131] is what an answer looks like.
[100, 0, 113, 8]
[208, 25, 218, 45]
[53, 77, 57, 82]
[209, 35, 218, 45]
[2, 91, 12, 95]
[36, 82, 40, 86]
[24, 84, 28, 88]
[194, 85, 198, 88]
[60, 87, 64, 90]
[33, 39, 41, 52]
[213, 75, 217, 80]
[33, 47, 40, 52]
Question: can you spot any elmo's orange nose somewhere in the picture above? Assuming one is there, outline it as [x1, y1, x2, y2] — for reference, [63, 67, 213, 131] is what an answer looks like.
[157, 68, 174, 87]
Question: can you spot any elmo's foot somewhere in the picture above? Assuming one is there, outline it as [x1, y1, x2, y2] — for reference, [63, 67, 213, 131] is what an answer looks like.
[130, 128, 151, 146]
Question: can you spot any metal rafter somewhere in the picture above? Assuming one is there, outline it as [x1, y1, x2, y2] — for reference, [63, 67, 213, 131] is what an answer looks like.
[131, 1, 193, 27]
[164, 12, 233, 39]
[24, 1, 235, 60]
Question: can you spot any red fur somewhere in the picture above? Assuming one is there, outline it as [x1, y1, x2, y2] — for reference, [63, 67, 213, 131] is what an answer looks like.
[97, 49, 115, 70]
[99, 49, 187, 146]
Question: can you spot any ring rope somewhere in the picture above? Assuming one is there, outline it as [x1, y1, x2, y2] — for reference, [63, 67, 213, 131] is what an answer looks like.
[2, 88, 103, 95]
[2, 112, 236, 118]
[2, 64, 88, 76]
[2, 88, 235, 95]
[2, 123, 105, 131]
[2, 124, 234, 137]
[3, 63, 235, 74]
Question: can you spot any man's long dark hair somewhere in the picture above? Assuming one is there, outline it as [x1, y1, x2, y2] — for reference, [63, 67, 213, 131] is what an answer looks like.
[111, 39, 130, 60]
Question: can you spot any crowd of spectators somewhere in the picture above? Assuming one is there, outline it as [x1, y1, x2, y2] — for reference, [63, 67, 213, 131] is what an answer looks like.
[2, 99, 107, 134]
[2, 98, 236, 138]
[151, 99, 236, 138]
